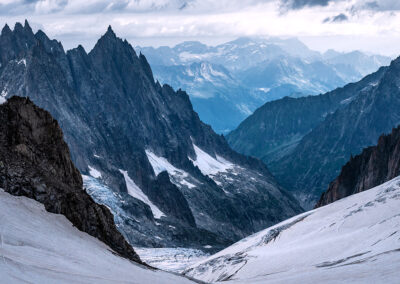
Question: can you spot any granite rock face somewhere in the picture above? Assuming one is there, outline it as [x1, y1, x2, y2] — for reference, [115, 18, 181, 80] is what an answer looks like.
[0, 96, 141, 263]
[0, 21, 302, 249]
[316, 125, 400, 207]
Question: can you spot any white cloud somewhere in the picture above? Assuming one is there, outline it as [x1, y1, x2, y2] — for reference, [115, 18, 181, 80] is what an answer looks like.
[0, 0, 399, 56]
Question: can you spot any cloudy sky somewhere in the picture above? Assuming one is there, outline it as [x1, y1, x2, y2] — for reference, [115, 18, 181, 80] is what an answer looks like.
[1, 0, 400, 56]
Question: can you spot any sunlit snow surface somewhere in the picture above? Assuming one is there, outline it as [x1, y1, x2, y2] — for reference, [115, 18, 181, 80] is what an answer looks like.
[0, 189, 195, 284]
[186, 176, 400, 283]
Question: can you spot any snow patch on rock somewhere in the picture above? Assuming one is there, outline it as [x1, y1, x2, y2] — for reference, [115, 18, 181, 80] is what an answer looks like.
[146, 149, 196, 189]
[88, 165, 102, 179]
[190, 143, 233, 176]
[119, 169, 165, 219]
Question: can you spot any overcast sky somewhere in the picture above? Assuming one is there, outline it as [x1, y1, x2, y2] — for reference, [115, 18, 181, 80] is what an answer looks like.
[1, 0, 400, 56]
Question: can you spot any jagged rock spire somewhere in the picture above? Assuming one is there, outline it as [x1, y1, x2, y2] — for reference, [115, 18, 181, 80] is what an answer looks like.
[105, 25, 116, 38]
[1, 23, 11, 36]
[24, 19, 33, 34]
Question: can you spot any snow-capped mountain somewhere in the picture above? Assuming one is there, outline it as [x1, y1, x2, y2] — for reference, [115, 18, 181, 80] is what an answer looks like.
[0, 21, 302, 250]
[138, 37, 391, 133]
[0, 189, 196, 284]
[185, 176, 400, 283]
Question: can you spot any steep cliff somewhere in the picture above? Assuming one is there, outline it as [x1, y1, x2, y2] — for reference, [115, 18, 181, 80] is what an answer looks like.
[316, 125, 400, 207]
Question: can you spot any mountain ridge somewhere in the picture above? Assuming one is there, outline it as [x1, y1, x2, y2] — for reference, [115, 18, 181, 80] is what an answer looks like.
[137, 37, 391, 133]
[0, 21, 302, 250]
[227, 55, 400, 209]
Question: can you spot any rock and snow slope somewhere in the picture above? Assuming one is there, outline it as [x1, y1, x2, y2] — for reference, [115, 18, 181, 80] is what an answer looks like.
[185, 176, 400, 283]
[0, 189, 195, 284]
[0, 21, 302, 248]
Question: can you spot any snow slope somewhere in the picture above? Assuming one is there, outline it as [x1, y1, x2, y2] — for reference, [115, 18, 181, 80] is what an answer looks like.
[0, 189, 195, 284]
[185, 176, 400, 283]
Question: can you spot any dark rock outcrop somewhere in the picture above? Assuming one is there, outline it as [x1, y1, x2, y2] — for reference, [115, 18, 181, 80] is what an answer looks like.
[0, 96, 142, 263]
[316, 125, 400, 207]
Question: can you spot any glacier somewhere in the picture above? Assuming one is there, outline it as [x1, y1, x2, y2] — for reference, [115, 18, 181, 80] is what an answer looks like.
[185, 176, 400, 283]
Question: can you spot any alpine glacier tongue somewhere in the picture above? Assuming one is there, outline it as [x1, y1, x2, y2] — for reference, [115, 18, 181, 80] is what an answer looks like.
[185, 176, 400, 283]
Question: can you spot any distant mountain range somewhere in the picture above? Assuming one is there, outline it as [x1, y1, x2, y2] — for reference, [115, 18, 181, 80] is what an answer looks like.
[228, 56, 400, 209]
[0, 21, 302, 250]
[138, 37, 391, 133]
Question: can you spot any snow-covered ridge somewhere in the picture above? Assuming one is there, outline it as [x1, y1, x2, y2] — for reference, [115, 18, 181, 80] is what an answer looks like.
[0, 189, 194, 284]
[119, 169, 165, 219]
[185, 176, 400, 283]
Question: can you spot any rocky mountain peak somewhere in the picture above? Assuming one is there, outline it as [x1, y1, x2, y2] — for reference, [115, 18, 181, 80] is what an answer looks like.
[89, 26, 140, 73]
[13, 22, 24, 32]
[13, 20, 35, 39]
[94, 25, 124, 49]
[1, 23, 11, 36]
[0, 21, 36, 64]
[106, 25, 115, 36]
